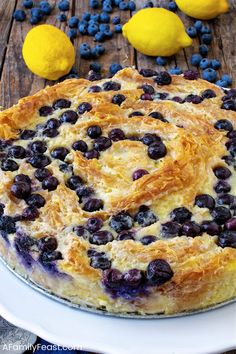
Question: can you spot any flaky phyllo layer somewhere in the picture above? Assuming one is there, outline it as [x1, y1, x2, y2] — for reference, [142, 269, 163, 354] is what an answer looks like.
[0, 68, 236, 315]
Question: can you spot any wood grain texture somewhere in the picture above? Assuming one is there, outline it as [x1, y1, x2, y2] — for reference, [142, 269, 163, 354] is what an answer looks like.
[0, 0, 17, 75]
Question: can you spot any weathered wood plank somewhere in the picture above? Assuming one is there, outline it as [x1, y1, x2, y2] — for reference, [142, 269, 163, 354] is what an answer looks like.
[73, 0, 134, 78]
[0, 0, 73, 109]
[0, 0, 17, 75]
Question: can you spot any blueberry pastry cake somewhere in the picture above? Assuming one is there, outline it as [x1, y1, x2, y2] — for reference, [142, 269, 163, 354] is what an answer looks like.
[0, 68, 236, 315]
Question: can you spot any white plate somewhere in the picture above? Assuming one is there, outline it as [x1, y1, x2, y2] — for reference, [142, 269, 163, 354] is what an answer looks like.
[1, 261, 236, 354]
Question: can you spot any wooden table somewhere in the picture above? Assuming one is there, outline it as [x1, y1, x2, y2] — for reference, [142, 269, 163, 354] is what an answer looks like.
[0, 0, 236, 109]
[0, 1, 236, 353]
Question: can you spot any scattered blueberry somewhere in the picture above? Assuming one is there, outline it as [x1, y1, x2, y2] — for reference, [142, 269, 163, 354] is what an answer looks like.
[191, 54, 203, 67]
[187, 26, 197, 38]
[211, 59, 221, 70]
[89, 0, 100, 9]
[201, 33, 212, 45]
[68, 28, 77, 39]
[199, 58, 211, 70]
[100, 12, 110, 23]
[216, 79, 228, 87]
[13, 9, 26, 22]
[202, 68, 217, 83]
[40, 1, 52, 15]
[68, 16, 79, 28]
[194, 20, 202, 31]
[23, 0, 33, 9]
[211, 206, 231, 224]
[168, 1, 177, 11]
[221, 74, 233, 86]
[169, 67, 182, 75]
[156, 57, 167, 66]
[58, 0, 69, 11]
[128, 1, 136, 11]
[199, 44, 209, 57]
[114, 24, 122, 33]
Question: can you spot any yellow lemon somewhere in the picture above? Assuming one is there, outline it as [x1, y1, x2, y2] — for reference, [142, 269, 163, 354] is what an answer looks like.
[175, 0, 229, 20]
[22, 24, 75, 80]
[122, 8, 192, 57]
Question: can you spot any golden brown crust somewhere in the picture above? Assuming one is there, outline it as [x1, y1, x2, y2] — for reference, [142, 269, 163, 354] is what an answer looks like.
[0, 67, 236, 315]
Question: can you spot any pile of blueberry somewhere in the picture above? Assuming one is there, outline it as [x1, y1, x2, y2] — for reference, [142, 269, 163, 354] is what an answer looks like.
[157, 18, 233, 87]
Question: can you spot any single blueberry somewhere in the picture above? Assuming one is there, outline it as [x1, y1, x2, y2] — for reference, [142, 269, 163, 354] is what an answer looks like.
[89, 230, 114, 245]
[13, 9, 26, 22]
[38, 236, 58, 252]
[42, 176, 59, 191]
[201, 220, 221, 236]
[108, 128, 125, 141]
[34, 168, 51, 182]
[26, 194, 46, 208]
[58, 0, 70, 11]
[111, 94, 126, 106]
[132, 169, 149, 181]
[213, 166, 231, 179]
[134, 206, 157, 227]
[211, 207, 231, 224]
[154, 71, 172, 86]
[11, 182, 31, 199]
[8, 145, 26, 159]
[87, 125, 102, 139]
[66, 175, 83, 190]
[52, 99, 71, 110]
[181, 221, 201, 237]
[148, 141, 167, 160]
[217, 230, 236, 248]
[83, 198, 104, 212]
[202, 68, 217, 83]
[214, 180, 231, 194]
[1, 159, 18, 171]
[51, 147, 69, 161]
[214, 119, 233, 132]
[116, 230, 135, 241]
[195, 194, 215, 209]
[72, 140, 88, 152]
[161, 221, 181, 238]
[187, 26, 197, 38]
[86, 217, 103, 232]
[146, 259, 174, 286]
[93, 136, 112, 151]
[22, 206, 39, 221]
[140, 235, 157, 245]
[170, 207, 192, 224]
[109, 212, 133, 232]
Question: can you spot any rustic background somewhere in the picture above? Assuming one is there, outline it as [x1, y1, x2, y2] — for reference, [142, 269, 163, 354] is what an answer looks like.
[0, 0, 236, 109]
[0, 0, 236, 353]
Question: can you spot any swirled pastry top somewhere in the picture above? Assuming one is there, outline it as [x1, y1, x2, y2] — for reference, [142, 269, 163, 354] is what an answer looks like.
[0, 67, 236, 314]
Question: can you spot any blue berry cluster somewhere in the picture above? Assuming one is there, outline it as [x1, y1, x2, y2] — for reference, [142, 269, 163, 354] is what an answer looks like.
[156, 19, 233, 87]
[188, 21, 232, 86]
[13, 0, 55, 24]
